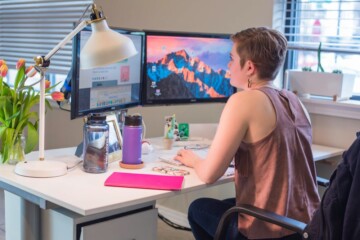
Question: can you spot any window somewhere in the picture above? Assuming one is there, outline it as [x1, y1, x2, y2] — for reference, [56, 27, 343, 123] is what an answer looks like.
[0, 0, 93, 90]
[278, 0, 360, 96]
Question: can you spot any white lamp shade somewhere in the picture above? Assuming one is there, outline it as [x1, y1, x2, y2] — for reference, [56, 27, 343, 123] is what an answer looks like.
[80, 20, 138, 69]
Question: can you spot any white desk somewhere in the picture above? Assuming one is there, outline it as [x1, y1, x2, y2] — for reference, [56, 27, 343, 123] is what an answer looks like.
[0, 141, 233, 240]
[312, 144, 344, 161]
[0, 140, 344, 240]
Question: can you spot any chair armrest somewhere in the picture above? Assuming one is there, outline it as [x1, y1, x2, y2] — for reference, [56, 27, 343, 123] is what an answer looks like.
[214, 204, 307, 240]
[316, 176, 330, 187]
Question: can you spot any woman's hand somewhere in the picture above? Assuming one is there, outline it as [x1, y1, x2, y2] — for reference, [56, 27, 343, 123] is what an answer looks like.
[174, 149, 203, 168]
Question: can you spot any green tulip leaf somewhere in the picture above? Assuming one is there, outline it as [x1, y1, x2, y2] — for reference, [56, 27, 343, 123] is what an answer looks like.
[25, 123, 38, 154]
[14, 67, 25, 89]
[0, 126, 7, 139]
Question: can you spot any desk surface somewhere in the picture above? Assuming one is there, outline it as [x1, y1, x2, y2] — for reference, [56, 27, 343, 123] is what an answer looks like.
[0, 138, 231, 217]
[0, 139, 344, 217]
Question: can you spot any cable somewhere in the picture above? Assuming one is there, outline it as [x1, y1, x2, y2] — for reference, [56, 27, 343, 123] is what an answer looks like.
[158, 213, 192, 232]
[67, 160, 83, 170]
[59, 104, 71, 112]
[57, 99, 71, 112]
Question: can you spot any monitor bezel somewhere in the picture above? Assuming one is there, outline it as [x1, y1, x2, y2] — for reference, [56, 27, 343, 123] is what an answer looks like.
[70, 26, 145, 119]
[141, 30, 236, 106]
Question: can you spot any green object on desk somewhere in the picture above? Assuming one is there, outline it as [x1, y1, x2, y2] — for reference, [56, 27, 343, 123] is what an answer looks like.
[179, 123, 189, 140]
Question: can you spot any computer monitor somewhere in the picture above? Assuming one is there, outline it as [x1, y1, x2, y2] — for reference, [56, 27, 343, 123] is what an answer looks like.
[142, 31, 236, 105]
[71, 27, 144, 119]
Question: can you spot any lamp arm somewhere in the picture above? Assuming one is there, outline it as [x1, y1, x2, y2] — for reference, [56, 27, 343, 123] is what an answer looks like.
[21, 18, 90, 88]
[18, 20, 90, 91]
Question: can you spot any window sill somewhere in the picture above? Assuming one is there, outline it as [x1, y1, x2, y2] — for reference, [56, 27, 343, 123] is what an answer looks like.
[300, 97, 360, 120]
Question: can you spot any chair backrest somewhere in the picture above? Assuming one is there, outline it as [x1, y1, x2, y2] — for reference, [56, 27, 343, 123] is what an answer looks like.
[305, 132, 360, 240]
[214, 178, 328, 240]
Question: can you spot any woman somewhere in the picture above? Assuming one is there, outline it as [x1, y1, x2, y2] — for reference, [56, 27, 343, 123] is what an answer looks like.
[174, 27, 320, 240]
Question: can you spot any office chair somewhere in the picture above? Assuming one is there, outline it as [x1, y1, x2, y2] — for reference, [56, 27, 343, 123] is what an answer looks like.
[214, 177, 329, 240]
[215, 132, 360, 240]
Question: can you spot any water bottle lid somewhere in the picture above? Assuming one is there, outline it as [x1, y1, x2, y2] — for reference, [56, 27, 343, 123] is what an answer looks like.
[88, 113, 106, 122]
[125, 115, 142, 126]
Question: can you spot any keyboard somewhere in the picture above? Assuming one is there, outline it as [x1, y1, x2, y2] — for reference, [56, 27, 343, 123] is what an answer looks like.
[158, 155, 184, 166]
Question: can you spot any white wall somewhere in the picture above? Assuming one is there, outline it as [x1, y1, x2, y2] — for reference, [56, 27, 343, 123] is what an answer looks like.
[95, 0, 274, 32]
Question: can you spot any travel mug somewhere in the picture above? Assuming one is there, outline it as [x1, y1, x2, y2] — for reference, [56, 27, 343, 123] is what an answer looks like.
[122, 115, 142, 165]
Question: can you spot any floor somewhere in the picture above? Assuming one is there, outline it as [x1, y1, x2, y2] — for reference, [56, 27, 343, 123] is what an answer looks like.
[157, 218, 195, 240]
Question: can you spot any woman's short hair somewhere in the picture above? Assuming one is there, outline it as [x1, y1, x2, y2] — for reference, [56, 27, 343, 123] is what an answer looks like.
[231, 27, 287, 80]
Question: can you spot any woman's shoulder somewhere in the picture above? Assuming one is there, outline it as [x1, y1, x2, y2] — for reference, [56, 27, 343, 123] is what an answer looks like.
[225, 90, 273, 118]
[229, 89, 271, 103]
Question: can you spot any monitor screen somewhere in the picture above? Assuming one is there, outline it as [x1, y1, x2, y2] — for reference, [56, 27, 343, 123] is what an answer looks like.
[142, 31, 236, 105]
[71, 27, 144, 119]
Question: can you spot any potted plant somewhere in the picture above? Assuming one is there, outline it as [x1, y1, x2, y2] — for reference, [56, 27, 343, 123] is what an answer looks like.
[285, 43, 356, 101]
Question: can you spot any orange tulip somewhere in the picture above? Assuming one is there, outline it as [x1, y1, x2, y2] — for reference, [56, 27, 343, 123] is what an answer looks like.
[16, 59, 26, 69]
[45, 80, 50, 89]
[51, 91, 64, 102]
[0, 60, 6, 67]
[0, 64, 8, 77]
[25, 66, 37, 77]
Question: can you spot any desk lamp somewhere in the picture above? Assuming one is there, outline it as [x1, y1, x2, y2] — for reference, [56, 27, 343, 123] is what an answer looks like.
[14, 4, 137, 178]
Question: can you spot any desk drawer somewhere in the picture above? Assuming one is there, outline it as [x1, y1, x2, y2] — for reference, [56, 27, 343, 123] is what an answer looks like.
[80, 208, 157, 240]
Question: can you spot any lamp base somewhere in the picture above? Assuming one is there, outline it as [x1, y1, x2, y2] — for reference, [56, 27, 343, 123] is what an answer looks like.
[15, 161, 68, 178]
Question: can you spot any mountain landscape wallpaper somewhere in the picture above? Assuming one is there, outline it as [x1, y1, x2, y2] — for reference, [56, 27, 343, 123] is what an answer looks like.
[145, 35, 233, 101]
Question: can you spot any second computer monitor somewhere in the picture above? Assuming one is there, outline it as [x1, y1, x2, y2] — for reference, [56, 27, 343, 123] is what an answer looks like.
[142, 31, 236, 105]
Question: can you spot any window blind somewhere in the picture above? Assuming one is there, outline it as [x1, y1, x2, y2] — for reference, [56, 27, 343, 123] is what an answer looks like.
[282, 0, 360, 54]
[0, 0, 93, 75]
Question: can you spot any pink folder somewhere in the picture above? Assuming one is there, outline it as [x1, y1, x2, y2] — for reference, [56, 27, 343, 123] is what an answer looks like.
[104, 172, 184, 191]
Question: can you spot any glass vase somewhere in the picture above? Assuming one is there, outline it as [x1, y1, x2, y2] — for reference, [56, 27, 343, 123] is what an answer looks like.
[8, 134, 26, 165]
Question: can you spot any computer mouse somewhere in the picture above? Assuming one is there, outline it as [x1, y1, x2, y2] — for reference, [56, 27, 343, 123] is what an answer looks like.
[142, 140, 154, 154]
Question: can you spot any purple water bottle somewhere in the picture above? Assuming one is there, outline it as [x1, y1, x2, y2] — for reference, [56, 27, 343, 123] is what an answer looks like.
[122, 115, 142, 165]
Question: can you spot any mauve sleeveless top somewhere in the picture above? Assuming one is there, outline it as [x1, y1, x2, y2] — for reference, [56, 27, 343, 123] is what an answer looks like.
[234, 87, 320, 239]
